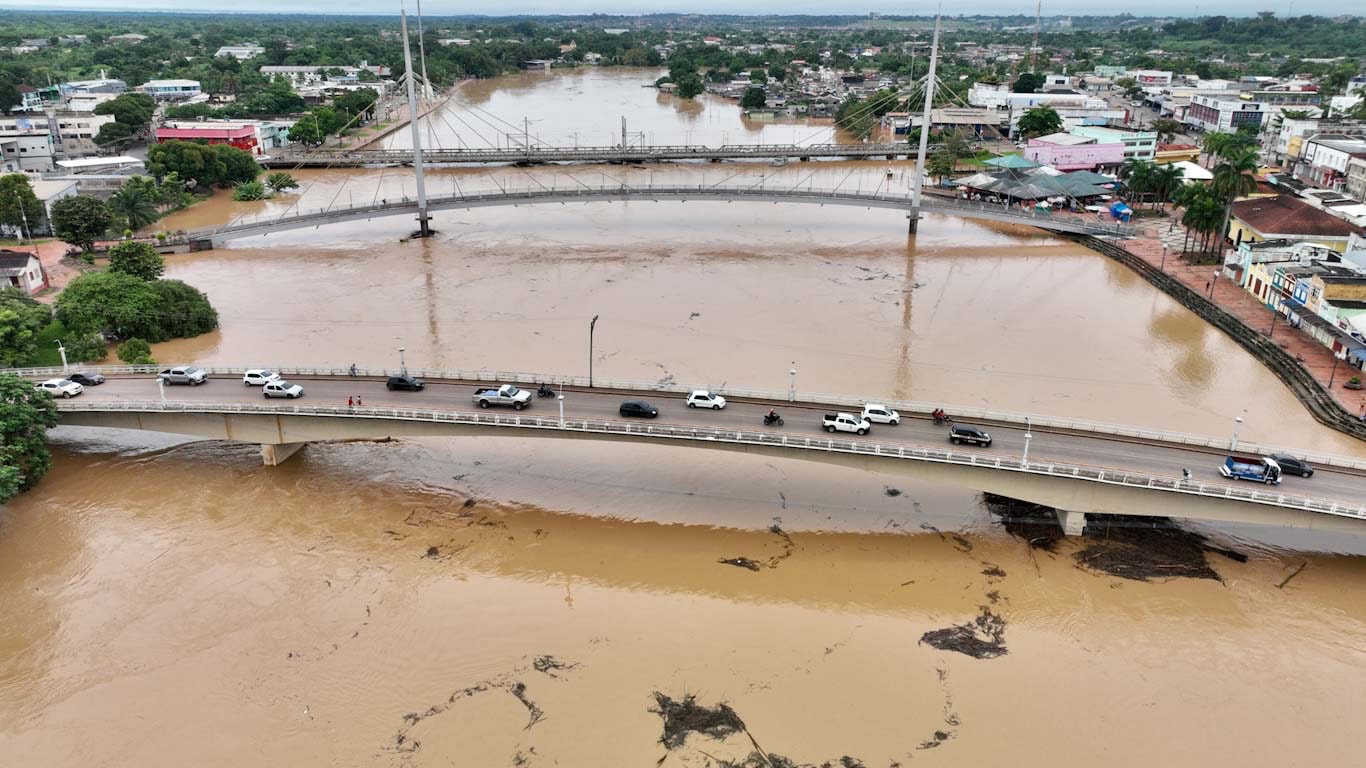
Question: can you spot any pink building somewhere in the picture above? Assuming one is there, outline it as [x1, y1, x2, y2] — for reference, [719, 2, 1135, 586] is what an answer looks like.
[1022, 132, 1124, 171]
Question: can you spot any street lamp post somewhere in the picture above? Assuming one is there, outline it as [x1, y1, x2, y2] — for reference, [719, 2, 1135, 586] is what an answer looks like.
[588, 315, 599, 387]
[1269, 308, 1278, 339]
[55, 340, 68, 373]
[1022, 417, 1032, 467]
[1230, 412, 1245, 453]
[558, 394, 565, 427]
[788, 364, 797, 403]
[1209, 269, 1219, 299]
[397, 346, 407, 375]
[1327, 350, 1346, 389]
[157, 376, 166, 404]
[1160, 244, 1168, 272]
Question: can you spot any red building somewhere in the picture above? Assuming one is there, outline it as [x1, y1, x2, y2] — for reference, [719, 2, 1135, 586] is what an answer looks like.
[154, 123, 259, 153]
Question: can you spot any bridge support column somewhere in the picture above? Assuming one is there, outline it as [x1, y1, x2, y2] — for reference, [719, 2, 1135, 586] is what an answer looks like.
[908, 208, 920, 234]
[261, 442, 307, 466]
[1055, 509, 1087, 536]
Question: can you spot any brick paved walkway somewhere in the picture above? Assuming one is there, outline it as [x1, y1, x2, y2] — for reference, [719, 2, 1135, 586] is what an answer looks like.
[1121, 233, 1366, 417]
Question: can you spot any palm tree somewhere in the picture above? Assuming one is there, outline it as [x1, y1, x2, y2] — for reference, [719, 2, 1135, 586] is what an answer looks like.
[108, 182, 159, 232]
[1121, 158, 1155, 210]
[1212, 146, 1260, 258]
[1151, 163, 1185, 212]
[1202, 132, 1231, 168]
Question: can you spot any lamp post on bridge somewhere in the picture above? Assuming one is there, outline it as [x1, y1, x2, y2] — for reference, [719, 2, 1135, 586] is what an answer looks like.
[1230, 411, 1246, 453]
[588, 315, 599, 388]
[558, 393, 565, 427]
[1022, 417, 1032, 468]
[397, 346, 407, 375]
[55, 340, 68, 374]
[788, 364, 797, 403]
[157, 375, 166, 404]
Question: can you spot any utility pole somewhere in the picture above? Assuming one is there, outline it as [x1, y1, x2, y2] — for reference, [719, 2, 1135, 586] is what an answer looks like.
[401, 6, 431, 237]
[909, 13, 941, 235]
[415, 0, 433, 102]
[1030, 0, 1042, 73]
[525, 116, 531, 162]
[621, 116, 627, 150]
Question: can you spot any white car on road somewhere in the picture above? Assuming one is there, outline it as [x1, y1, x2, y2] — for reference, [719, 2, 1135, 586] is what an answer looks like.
[262, 380, 304, 399]
[686, 390, 727, 410]
[36, 378, 83, 398]
[862, 404, 900, 425]
[243, 369, 281, 386]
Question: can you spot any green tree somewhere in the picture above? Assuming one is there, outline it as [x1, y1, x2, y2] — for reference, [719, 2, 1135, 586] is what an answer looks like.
[108, 179, 159, 231]
[0, 174, 46, 239]
[740, 87, 766, 110]
[287, 113, 324, 146]
[311, 106, 346, 136]
[116, 337, 155, 365]
[56, 271, 162, 340]
[333, 87, 380, 120]
[49, 195, 113, 253]
[1211, 146, 1259, 255]
[1151, 118, 1181, 144]
[64, 333, 108, 363]
[232, 181, 267, 201]
[927, 147, 956, 183]
[942, 129, 972, 159]
[94, 92, 155, 127]
[148, 279, 218, 340]
[1121, 158, 1156, 209]
[748, 69, 767, 85]
[1012, 72, 1045, 93]
[0, 372, 59, 503]
[0, 81, 20, 116]
[0, 287, 51, 367]
[1151, 163, 1186, 211]
[673, 73, 704, 100]
[95, 121, 136, 148]
[1015, 105, 1063, 139]
[767, 64, 786, 82]
[213, 144, 261, 186]
[265, 172, 299, 193]
[107, 240, 165, 280]
[148, 141, 225, 188]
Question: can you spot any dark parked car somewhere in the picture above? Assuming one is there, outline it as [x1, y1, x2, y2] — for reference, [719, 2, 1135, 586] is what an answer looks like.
[68, 371, 105, 386]
[619, 400, 658, 418]
[1270, 453, 1314, 478]
[949, 424, 992, 447]
[386, 374, 425, 392]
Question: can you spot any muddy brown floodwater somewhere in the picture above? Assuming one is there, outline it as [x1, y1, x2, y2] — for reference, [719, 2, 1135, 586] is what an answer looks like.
[3, 68, 1365, 768]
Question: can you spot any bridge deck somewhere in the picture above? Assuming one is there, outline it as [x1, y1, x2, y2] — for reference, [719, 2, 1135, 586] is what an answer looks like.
[19, 366, 1366, 525]
[260, 142, 921, 167]
[196, 184, 1135, 242]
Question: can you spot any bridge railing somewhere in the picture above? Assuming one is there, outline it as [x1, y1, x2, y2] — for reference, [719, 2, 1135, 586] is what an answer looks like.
[189, 185, 1135, 239]
[13, 363, 1365, 471]
[267, 142, 917, 161]
[54, 398, 1366, 521]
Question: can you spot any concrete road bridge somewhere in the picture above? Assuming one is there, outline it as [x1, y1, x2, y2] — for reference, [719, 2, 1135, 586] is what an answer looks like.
[259, 142, 926, 168]
[16, 364, 1365, 537]
[191, 184, 1134, 245]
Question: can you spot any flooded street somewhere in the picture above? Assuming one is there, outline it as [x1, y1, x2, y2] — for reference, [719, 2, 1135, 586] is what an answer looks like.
[3, 68, 1365, 767]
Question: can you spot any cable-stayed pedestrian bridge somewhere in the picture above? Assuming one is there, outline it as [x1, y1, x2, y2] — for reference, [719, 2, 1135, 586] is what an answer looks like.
[192, 184, 1134, 244]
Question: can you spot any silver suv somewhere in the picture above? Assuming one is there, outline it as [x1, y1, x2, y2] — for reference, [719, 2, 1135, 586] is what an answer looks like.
[157, 366, 208, 385]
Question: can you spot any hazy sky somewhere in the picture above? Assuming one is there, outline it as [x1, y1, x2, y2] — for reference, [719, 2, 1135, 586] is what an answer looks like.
[0, 0, 1340, 16]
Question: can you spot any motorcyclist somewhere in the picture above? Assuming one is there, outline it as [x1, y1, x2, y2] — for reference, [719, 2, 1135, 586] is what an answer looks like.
[765, 409, 779, 424]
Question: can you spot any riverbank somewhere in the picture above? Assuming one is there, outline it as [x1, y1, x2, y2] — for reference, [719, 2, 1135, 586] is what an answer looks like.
[344, 80, 465, 151]
[1086, 234, 1366, 440]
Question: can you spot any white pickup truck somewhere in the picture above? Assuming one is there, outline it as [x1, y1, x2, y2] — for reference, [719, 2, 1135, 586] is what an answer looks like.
[472, 384, 532, 410]
[822, 413, 871, 435]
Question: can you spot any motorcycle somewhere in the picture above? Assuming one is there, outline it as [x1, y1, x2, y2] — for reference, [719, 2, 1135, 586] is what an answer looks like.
[537, 384, 556, 398]
[763, 412, 784, 427]
[932, 409, 949, 425]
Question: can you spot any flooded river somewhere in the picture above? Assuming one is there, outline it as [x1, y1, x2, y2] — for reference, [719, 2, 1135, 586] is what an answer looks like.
[3, 68, 1365, 767]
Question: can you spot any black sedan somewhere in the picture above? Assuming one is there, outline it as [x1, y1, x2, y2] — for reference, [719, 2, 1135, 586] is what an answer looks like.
[619, 400, 658, 418]
[1270, 453, 1314, 478]
[67, 371, 105, 386]
[386, 374, 425, 392]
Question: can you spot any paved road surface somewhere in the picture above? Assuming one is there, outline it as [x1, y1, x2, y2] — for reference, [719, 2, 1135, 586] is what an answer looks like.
[60, 374, 1366, 507]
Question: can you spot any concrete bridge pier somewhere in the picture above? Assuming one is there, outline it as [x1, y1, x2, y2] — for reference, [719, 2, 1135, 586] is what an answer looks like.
[907, 208, 920, 234]
[260, 442, 307, 466]
[1055, 509, 1087, 536]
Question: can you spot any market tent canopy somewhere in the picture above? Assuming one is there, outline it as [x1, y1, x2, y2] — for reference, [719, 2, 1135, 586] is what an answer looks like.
[983, 153, 1041, 169]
